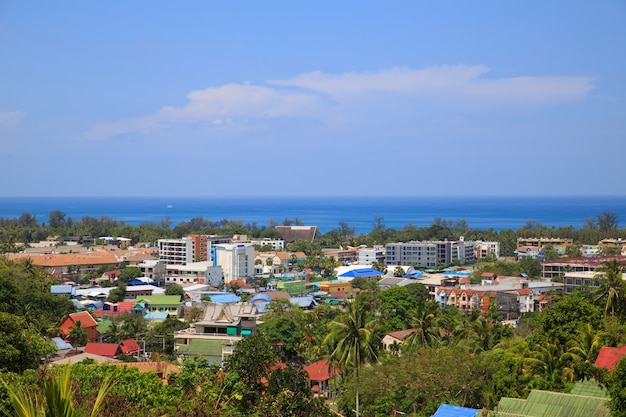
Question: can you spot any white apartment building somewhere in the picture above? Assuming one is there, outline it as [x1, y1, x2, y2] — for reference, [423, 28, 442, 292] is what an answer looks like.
[213, 243, 255, 284]
[385, 240, 476, 267]
[474, 241, 501, 260]
[250, 238, 285, 251]
[358, 247, 385, 265]
[165, 262, 224, 287]
[157, 237, 194, 265]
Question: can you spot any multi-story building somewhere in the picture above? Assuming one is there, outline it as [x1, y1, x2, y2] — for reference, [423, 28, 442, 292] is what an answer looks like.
[516, 237, 573, 254]
[157, 237, 194, 265]
[474, 241, 501, 261]
[182, 234, 232, 263]
[137, 260, 167, 285]
[165, 262, 224, 287]
[542, 256, 626, 281]
[323, 248, 358, 265]
[174, 302, 258, 363]
[250, 238, 286, 251]
[358, 247, 385, 265]
[213, 243, 255, 284]
[385, 240, 475, 267]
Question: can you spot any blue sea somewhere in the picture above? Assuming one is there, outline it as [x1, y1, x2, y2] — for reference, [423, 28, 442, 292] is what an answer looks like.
[0, 196, 625, 234]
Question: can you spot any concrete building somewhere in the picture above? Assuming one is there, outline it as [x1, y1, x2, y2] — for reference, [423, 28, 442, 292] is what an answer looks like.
[474, 241, 501, 260]
[214, 243, 255, 284]
[542, 256, 626, 281]
[174, 302, 259, 363]
[157, 237, 194, 265]
[385, 240, 475, 267]
[137, 260, 166, 286]
[516, 237, 573, 254]
[165, 262, 224, 287]
[250, 238, 285, 251]
[358, 247, 385, 265]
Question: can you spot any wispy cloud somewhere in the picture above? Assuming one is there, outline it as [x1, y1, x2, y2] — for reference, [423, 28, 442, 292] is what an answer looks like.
[87, 65, 594, 139]
[0, 111, 25, 128]
[270, 65, 594, 103]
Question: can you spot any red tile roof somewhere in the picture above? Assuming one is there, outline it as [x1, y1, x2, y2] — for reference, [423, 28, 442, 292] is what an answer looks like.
[120, 339, 141, 355]
[68, 311, 98, 328]
[385, 329, 417, 342]
[595, 345, 626, 371]
[84, 343, 121, 358]
[303, 359, 340, 381]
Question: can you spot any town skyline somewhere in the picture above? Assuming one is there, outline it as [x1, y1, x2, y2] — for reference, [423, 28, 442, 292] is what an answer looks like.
[1, 1, 625, 197]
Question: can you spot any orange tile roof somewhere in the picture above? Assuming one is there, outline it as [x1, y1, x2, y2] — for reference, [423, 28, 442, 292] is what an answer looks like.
[9, 253, 118, 267]
[303, 359, 340, 381]
[68, 311, 98, 328]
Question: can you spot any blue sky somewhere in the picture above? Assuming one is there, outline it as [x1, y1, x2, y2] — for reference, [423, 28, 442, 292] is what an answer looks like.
[1, 1, 624, 197]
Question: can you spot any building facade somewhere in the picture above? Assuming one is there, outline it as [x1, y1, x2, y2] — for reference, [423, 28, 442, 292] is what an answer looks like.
[385, 240, 475, 267]
[213, 243, 255, 284]
[157, 237, 194, 265]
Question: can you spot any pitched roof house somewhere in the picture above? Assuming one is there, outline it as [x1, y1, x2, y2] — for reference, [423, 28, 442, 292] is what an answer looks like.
[174, 303, 259, 363]
[595, 345, 626, 372]
[58, 311, 99, 342]
[303, 359, 340, 399]
[84, 342, 122, 359]
[382, 329, 417, 351]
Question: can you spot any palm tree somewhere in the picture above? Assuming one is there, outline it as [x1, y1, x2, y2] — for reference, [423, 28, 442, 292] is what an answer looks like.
[593, 259, 625, 317]
[525, 341, 574, 390]
[2, 364, 116, 417]
[324, 298, 378, 417]
[403, 301, 440, 350]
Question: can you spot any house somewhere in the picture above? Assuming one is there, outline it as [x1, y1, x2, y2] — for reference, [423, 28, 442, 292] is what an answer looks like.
[303, 358, 340, 399]
[134, 295, 183, 318]
[174, 302, 259, 363]
[119, 339, 142, 356]
[93, 301, 136, 318]
[382, 329, 417, 351]
[58, 311, 99, 342]
[595, 345, 626, 372]
[84, 342, 122, 359]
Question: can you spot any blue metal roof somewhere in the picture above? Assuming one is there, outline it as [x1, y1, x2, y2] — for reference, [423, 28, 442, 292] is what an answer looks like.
[251, 294, 271, 302]
[431, 404, 479, 417]
[339, 268, 383, 277]
[210, 294, 241, 304]
[52, 337, 73, 350]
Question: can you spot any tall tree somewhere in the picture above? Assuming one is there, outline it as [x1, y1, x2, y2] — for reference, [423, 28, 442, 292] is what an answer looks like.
[324, 298, 378, 417]
[594, 259, 625, 317]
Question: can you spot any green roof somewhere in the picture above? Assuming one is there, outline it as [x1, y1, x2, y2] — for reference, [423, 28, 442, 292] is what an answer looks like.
[176, 339, 229, 357]
[135, 295, 181, 306]
[495, 389, 610, 417]
[569, 379, 608, 398]
[96, 319, 113, 333]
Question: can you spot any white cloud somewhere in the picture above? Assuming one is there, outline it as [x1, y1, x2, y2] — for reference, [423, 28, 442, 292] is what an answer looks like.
[270, 65, 594, 103]
[86, 83, 323, 138]
[0, 111, 25, 128]
[87, 65, 594, 138]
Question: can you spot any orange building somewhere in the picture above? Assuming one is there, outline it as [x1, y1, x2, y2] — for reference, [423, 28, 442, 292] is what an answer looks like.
[58, 311, 99, 342]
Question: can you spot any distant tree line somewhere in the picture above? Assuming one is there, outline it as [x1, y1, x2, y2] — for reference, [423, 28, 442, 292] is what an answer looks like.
[1, 210, 624, 257]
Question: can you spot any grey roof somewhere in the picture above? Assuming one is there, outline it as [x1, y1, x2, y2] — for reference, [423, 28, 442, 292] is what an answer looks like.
[196, 303, 258, 326]
[51, 285, 75, 295]
[288, 296, 318, 308]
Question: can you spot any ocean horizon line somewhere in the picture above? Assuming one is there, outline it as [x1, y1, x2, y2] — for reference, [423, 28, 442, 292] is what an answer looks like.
[2, 194, 626, 199]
